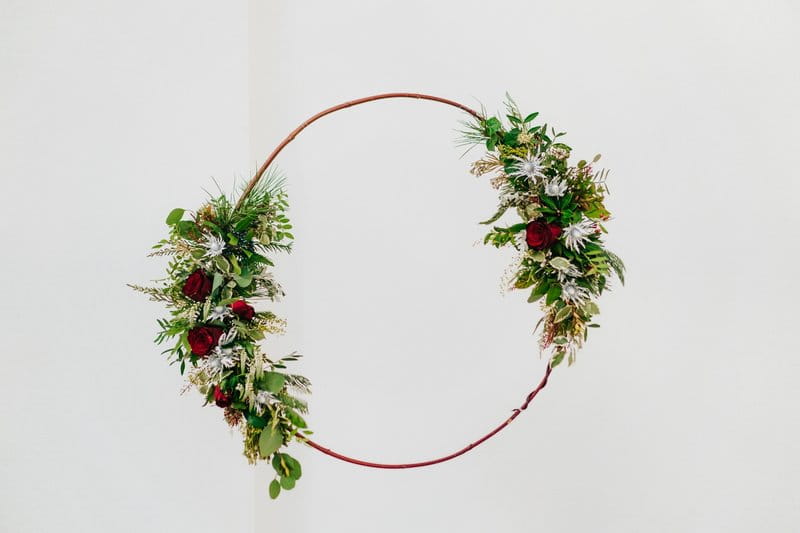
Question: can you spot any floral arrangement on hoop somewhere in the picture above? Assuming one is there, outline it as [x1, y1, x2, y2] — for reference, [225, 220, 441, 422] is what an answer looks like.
[131, 93, 624, 500]
[129, 172, 308, 499]
[461, 97, 625, 367]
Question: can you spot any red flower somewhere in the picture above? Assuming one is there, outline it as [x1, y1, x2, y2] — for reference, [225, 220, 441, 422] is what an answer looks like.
[231, 300, 255, 321]
[525, 221, 562, 250]
[213, 385, 232, 408]
[187, 326, 224, 356]
[182, 270, 212, 301]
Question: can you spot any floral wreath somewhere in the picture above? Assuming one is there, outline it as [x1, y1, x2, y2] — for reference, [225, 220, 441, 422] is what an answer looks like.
[131, 93, 624, 499]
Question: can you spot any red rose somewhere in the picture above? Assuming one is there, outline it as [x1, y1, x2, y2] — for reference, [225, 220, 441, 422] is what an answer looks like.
[526, 221, 562, 250]
[231, 300, 255, 321]
[182, 270, 212, 301]
[213, 385, 232, 408]
[187, 326, 224, 356]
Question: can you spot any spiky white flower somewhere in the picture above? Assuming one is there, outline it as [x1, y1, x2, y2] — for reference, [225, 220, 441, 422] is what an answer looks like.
[203, 233, 226, 258]
[254, 390, 272, 414]
[543, 179, 568, 198]
[549, 257, 581, 282]
[206, 345, 238, 375]
[561, 281, 590, 305]
[563, 217, 596, 251]
[207, 305, 231, 322]
[508, 153, 546, 182]
[218, 328, 237, 346]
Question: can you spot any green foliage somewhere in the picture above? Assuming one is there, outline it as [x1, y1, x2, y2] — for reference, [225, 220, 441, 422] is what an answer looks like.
[461, 95, 625, 367]
[131, 174, 310, 499]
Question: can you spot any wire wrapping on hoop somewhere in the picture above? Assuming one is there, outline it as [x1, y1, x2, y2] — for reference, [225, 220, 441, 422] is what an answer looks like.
[239, 92, 556, 469]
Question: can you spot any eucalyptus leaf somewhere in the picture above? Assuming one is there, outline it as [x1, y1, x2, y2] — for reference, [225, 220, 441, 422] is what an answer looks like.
[234, 274, 252, 288]
[268, 480, 281, 499]
[283, 454, 302, 480]
[583, 302, 600, 315]
[280, 477, 296, 490]
[165, 208, 185, 225]
[259, 426, 284, 458]
[263, 372, 286, 393]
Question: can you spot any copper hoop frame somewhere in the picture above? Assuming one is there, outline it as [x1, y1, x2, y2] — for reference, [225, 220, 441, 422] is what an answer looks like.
[238, 92, 555, 469]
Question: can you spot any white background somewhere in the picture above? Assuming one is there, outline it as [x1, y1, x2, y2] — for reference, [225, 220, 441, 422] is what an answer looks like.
[2, 1, 799, 532]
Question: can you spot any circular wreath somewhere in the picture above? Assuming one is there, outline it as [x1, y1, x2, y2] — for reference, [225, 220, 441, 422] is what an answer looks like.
[131, 93, 624, 499]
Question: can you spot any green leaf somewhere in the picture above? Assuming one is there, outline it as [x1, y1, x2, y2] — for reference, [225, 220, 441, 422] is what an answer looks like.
[485, 116, 502, 134]
[280, 476, 296, 490]
[213, 255, 230, 272]
[550, 351, 565, 367]
[211, 273, 224, 293]
[263, 372, 286, 393]
[549, 257, 572, 271]
[166, 208, 185, 225]
[269, 479, 281, 499]
[233, 274, 252, 288]
[246, 414, 267, 429]
[523, 112, 539, 123]
[259, 426, 284, 458]
[283, 454, 302, 480]
[286, 408, 307, 429]
[480, 205, 509, 225]
[553, 336, 569, 345]
[529, 251, 546, 262]
[554, 306, 572, 323]
[229, 255, 242, 275]
[582, 302, 600, 315]
[545, 285, 562, 305]
[528, 281, 549, 303]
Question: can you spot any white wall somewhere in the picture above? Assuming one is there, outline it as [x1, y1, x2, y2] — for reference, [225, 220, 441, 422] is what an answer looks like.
[2, 1, 799, 532]
[0, 2, 253, 532]
[248, 1, 800, 532]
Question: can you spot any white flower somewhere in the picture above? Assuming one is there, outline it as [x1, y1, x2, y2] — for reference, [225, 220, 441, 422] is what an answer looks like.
[254, 390, 271, 414]
[203, 233, 226, 258]
[563, 217, 596, 251]
[207, 305, 231, 322]
[543, 179, 568, 198]
[218, 328, 237, 346]
[549, 257, 581, 282]
[206, 346, 238, 375]
[508, 153, 546, 182]
[561, 281, 590, 305]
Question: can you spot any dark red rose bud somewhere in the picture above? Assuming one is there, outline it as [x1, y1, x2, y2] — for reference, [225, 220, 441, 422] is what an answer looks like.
[525, 221, 562, 250]
[182, 269, 212, 301]
[213, 385, 232, 408]
[231, 300, 255, 321]
[187, 326, 224, 356]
